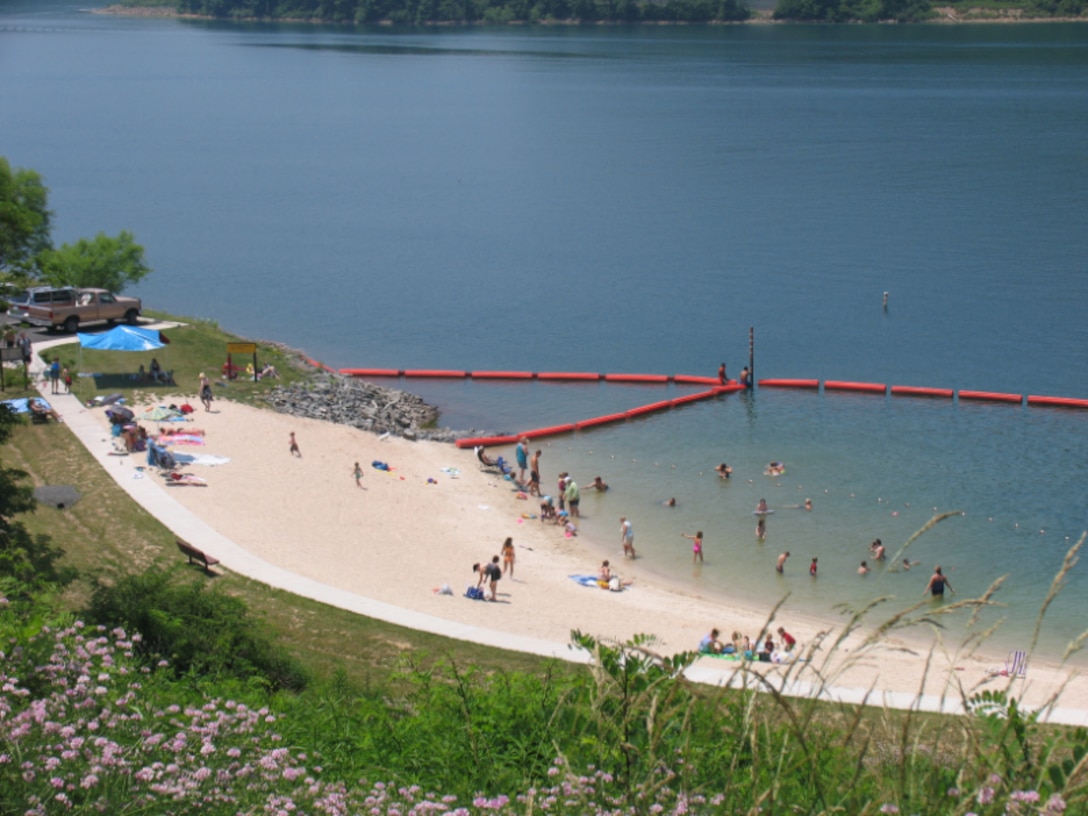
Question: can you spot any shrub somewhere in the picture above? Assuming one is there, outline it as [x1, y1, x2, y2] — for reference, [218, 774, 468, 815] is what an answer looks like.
[82, 567, 309, 692]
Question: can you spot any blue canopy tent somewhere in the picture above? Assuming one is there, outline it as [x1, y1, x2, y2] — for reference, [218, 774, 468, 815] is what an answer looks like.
[77, 325, 171, 382]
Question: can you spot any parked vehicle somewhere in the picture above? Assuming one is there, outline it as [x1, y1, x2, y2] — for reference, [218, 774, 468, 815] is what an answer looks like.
[22, 287, 142, 333]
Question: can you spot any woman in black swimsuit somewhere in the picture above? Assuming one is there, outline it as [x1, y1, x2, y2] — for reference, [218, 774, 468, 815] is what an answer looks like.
[923, 566, 953, 598]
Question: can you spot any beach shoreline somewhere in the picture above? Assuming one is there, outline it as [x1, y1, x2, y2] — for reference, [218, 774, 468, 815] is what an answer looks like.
[78, 377, 1085, 722]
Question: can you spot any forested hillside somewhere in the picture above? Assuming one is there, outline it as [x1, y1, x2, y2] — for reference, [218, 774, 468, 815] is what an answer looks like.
[162, 0, 753, 22]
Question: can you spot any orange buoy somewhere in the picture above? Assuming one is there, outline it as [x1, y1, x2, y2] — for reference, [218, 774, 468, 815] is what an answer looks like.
[574, 412, 628, 430]
[536, 372, 602, 381]
[890, 385, 954, 399]
[519, 423, 577, 439]
[455, 435, 520, 449]
[1026, 395, 1088, 409]
[825, 380, 887, 395]
[604, 373, 670, 384]
[758, 378, 819, 389]
[958, 390, 1022, 404]
[470, 371, 535, 380]
[341, 368, 402, 378]
[625, 400, 674, 418]
[403, 369, 468, 378]
[673, 375, 721, 386]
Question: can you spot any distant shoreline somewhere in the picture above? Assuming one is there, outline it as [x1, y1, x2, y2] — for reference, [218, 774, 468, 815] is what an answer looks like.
[91, 4, 1088, 24]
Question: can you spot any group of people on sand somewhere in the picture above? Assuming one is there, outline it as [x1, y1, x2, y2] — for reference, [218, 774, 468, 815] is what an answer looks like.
[699, 626, 796, 661]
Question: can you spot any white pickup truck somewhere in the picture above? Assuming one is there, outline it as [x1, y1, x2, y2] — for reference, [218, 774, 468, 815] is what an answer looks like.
[22, 288, 143, 333]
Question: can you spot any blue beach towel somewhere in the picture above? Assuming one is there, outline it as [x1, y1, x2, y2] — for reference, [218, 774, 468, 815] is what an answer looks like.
[569, 575, 602, 588]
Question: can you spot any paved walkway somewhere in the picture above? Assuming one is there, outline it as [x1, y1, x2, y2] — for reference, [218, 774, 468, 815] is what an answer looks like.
[20, 329, 1088, 726]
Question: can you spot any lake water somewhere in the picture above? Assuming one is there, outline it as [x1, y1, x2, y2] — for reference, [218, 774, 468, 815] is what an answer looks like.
[2, 3, 1086, 660]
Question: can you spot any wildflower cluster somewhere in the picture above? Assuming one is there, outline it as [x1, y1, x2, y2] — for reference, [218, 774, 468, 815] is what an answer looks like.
[0, 624, 1081, 815]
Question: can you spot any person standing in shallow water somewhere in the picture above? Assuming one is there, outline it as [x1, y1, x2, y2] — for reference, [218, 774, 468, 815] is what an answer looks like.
[682, 531, 704, 564]
[923, 566, 953, 599]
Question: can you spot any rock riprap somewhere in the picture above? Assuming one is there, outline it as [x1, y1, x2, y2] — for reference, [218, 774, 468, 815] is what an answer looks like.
[262, 373, 499, 443]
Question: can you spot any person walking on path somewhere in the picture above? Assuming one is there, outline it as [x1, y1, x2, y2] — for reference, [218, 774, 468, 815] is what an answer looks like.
[620, 516, 636, 559]
[923, 566, 953, 599]
[352, 461, 364, 488]
[62, 366, 71, 393]
[289, 431, 301, 457]
[528, 449, 541, 497]
[682, 531, 704, 564]
[49, 358, 60, 394]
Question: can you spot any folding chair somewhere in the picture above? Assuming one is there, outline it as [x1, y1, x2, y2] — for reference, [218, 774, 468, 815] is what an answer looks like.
[1005, 650, 1027, 678]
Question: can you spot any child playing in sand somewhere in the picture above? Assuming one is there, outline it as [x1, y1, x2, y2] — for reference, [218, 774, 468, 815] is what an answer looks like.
[682, 531, 704, 564]
[352, 461, 363, 487]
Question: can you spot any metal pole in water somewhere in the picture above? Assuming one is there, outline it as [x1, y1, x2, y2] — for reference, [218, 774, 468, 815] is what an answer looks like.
[748, 326, 754, 389]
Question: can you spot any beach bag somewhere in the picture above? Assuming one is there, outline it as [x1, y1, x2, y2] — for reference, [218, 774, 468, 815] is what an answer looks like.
[609, 577, 622, 592]
[464, 586, 485, 601]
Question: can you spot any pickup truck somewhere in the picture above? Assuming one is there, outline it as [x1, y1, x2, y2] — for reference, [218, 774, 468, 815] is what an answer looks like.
[22, 288, 142, 333]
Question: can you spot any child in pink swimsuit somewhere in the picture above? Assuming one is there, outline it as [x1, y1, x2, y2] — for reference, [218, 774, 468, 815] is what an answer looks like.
[682, 531, 704, 564]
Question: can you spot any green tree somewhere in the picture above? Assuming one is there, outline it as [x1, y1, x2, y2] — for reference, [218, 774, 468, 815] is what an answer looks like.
[41, 230, 151, 293]
[0, 157, 53, 277]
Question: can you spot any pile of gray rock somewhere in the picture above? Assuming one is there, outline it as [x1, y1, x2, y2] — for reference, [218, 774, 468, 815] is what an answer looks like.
[262, 371, 498, 443]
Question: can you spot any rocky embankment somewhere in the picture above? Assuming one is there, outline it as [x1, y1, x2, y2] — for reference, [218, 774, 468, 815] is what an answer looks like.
[262, 370, 499, 444]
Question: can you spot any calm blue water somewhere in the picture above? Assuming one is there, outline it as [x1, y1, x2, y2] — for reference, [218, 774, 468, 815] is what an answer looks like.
[2, 3, 1086, 659]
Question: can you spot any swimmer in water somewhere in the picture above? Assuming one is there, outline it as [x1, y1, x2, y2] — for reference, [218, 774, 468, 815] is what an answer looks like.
[804, 498, 813, 511]
[663, 497, 677, 507]
[756, 498, 769, 514]
[858, 560, 870, 576]
[714, 463, 732, 479]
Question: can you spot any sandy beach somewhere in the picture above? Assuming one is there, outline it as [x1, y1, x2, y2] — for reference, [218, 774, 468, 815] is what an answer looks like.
[79, 386, 1085, 722]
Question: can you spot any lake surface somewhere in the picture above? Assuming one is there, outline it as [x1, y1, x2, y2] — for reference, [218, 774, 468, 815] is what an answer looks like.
[2, 3, 1086, 660]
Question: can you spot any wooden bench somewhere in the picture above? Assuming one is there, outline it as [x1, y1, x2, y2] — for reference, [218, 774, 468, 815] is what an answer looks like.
[176, 538, 220, 573]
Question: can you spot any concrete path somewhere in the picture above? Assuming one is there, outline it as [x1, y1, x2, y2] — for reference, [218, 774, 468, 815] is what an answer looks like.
[19, 329, 1088, 726]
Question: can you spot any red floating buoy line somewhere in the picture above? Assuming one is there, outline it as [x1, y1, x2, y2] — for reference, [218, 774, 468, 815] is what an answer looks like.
[323, 364, 1088, 448]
